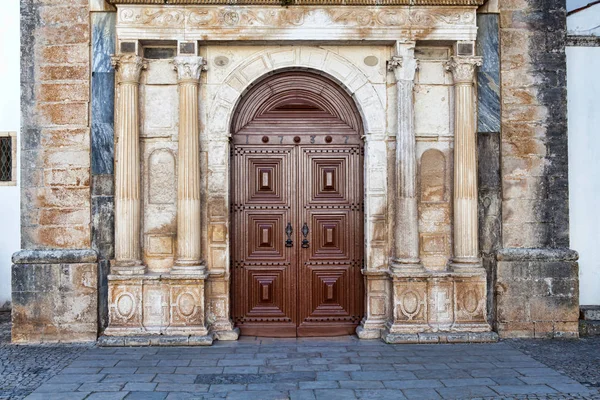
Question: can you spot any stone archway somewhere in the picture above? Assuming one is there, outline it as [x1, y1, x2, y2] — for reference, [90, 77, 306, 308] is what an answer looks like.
[203, 47, 391, 337]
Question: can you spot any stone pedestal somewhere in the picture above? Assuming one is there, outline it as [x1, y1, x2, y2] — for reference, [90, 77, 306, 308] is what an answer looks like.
[105, 272, 213, 344]
[382, 270, 495, 344]
[496, 248, 579, 339]
[11, 250, 98, 343]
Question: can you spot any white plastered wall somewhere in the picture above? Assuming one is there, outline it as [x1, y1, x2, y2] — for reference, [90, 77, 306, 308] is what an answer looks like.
[567, 45, 600, 306]
[0, 0, 21, 309]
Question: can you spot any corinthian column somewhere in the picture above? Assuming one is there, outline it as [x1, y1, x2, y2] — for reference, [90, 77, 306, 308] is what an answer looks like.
[172, 56, 206, 275]
[111, 54, 146, 275]
[445, 56, 483, 271]
[388, 43, 424, 274]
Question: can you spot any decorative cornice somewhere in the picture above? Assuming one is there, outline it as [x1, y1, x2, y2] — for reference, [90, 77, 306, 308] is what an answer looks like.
[109, 0, 484, 5]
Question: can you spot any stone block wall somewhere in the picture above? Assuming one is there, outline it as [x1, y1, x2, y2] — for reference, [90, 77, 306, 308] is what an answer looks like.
[18, 0, 97, 342]
[496, 0, 577, 337]
[499, 0, 569, 248]
[21, 0, 92, 250]
[11, 250, 98, 343]
[496, 249, 579, 338]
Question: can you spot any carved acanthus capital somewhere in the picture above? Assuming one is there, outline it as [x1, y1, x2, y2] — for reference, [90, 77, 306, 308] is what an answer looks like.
[388, 43, 419, 82]
[173, 56, 206, 83]
[444, 56, 483, 84]
[111, 54, 147, 84]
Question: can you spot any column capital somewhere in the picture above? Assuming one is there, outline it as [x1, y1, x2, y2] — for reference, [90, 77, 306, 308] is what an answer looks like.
[111, 54, 147, 84]
[173, 56, 206, 83]
[444, 56, 483, 84]
[387, 43, 418, 82]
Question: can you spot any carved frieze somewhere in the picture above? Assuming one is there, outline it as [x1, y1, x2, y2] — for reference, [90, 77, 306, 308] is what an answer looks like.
[116, 6, 478, 41]
[119, 7, 476, 29]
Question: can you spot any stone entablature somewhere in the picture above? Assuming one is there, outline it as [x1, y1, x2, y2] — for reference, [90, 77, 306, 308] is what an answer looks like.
[115, 5, 479, 42]
[109, 0, 484, 5]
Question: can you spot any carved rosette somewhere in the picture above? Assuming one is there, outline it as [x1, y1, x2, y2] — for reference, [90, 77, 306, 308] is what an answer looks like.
[444, 56, 482, 85]
[173, 56, 205, 83]
[112, 54, 147, 84]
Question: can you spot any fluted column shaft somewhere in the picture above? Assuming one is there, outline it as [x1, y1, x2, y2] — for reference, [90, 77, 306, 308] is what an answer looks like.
[112, 54, 146, 274]
[173, 56, 205, 275]
[445, 56, 483, 270]
[388, 46, 424, 274]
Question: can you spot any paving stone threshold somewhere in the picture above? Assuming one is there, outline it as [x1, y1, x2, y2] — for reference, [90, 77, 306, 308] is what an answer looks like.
[98, 332, 499, 347]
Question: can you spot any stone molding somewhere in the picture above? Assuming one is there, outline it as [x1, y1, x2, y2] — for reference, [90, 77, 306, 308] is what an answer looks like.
[12, 249, 98, 264]
[110, 0, 484, 5]
[115, 5, 478, 42]
[497, 248, 579, 262]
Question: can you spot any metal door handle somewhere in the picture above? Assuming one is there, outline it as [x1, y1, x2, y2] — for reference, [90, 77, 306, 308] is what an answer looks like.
[285, 222, 293, 247]
[301, 223, 309, 248]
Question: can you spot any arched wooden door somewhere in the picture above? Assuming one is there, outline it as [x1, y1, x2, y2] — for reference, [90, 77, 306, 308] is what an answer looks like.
[231, 71, 364, 337]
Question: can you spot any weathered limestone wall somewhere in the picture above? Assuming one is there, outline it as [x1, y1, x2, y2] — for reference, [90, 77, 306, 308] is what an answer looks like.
[21, 0, 92, 250]
[11, 250, 98, 343]
[17, 0, 98, 342]
[497, 0, 578, 338]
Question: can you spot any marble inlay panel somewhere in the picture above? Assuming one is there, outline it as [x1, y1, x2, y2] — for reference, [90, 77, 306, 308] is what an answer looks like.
[477, 14, 500, 133]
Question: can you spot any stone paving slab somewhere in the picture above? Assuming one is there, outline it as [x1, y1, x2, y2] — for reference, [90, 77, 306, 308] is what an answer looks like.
[2, 312, 600, 400]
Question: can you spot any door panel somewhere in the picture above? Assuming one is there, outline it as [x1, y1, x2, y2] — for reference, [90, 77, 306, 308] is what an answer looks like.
[232, 147, 297, 337]
[232, 144, 363, 337]
[297, 147, 363, 336]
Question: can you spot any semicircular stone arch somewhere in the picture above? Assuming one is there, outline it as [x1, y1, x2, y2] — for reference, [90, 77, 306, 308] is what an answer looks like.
[231, 71, 364, 136]
[207, 47, 386, 136]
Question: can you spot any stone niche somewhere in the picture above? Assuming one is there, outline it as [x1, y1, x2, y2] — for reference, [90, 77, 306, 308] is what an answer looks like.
[103, 2, 496, 344]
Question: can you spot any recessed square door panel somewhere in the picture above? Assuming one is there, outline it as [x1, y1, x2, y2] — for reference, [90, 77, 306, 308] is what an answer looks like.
[307, 212, 352, 260]
[244, 211, 287, 261]
[306, 154, 350, 204]
[243, 267, 290, 318]
[243, 152, 290, 206]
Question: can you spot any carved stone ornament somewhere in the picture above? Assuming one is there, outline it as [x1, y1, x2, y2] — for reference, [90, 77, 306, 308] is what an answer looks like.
[173, 56, 206, 82]
[118, 7, 477, 29]
[110, 0, 484, 4]
[444, 56, 483, 84]
[387, 55, 419, 82]
[111, 54, 147, 84]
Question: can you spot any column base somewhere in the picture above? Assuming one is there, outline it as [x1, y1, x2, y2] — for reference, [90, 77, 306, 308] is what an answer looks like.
[390, 257, 425, 274]
[171, 262, 207, 276]
[356, 323, 383, 339]
[111, 260, 145, 275]
[448, 256, 483, 272]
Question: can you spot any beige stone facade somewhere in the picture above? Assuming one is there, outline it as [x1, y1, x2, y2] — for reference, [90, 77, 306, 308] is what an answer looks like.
[12, 0, 579, 343]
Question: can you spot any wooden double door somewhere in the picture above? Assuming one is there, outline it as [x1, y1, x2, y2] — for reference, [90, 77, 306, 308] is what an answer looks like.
[231, 139, 364, 337]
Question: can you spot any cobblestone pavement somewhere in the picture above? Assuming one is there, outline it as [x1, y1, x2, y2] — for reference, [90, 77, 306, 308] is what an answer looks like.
[1, 312, 600, 400]
[508, 338, 600, 392]
[0, 312, 92, 400]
